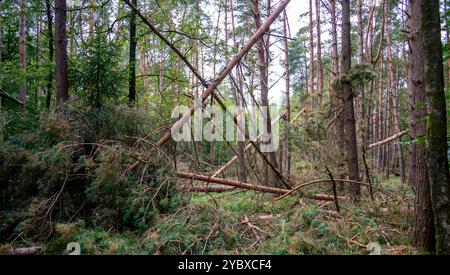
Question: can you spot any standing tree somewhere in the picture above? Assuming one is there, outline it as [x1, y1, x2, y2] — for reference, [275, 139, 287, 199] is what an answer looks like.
[45, 0, 54, 110]
[308, 0, 315, 109]
[19, 0, 27, 107]
[281, 9, 291, 177]
[315, 0, 323, 107]
[341, 0, 360, 199]
[408, 0, 435, 252]
[54, 0, 69, 107]
[253, 0, 280, 187]
[128, 0, 137, 106]
[421, 0, 450, 255]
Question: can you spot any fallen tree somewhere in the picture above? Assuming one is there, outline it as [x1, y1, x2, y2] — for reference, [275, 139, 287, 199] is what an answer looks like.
[122, 0, 292, 190]
[177, 172, 289, 195]
[184, 185, 236, 193]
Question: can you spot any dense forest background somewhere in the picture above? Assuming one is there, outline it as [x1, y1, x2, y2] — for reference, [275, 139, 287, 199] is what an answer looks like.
[0, 0, 449, 255]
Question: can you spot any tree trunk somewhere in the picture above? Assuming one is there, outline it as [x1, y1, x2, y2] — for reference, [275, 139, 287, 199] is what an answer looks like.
[308, 0, 315, 109]
[330, 0, 345, 186]
[421, 0, 450, 255]
[128, 0, 137, 106]
[315, 0, 323, 107]
[90, 0, 95, 38]
[408, 0, 435, 252]
[253, 0, 280, 188]
[281, 10, 291, 177]
[385, 5, 405, 183]
[19, 0, 27, 108]
[341, 0, 361, 200]
[46, 0, 54, 110]
[54, 0, 69, 107]
[229, 0, 247, 183]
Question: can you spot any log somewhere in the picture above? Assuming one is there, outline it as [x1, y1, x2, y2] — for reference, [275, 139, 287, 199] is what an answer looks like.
[12, 246, 41, 255]
[176, 172, 289, 195]
[312, 194, 347, 201]
[185, 185, 236, 193]
[368, 130, 408, 149]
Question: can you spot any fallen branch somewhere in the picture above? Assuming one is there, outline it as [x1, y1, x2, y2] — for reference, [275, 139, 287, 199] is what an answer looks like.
[211, 107, 306, 178]
[368, 130, 408, 149]
[362, 147, 374, 201]
[176, 172, 289, 195]
[274, 178, 399, 202]
[0, 90, 24, 105]
[325, 166, 340, 212]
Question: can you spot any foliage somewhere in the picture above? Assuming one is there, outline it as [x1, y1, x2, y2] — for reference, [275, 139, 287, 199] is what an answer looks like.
[0, 104, 181, 243]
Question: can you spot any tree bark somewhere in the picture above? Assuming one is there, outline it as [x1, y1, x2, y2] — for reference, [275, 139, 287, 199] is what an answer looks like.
[408, 0, 435, 252]
[54, 0, 69, 107]
[341, 0, 361, 200]
[421, 0, 450, 255]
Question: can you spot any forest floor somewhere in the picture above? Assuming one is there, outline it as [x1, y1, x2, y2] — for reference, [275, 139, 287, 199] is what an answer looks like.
[3, 176, 423, 255]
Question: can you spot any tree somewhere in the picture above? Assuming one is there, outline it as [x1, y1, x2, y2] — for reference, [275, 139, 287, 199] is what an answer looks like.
[385, 2, 405, 183]
[315, 0, 323, 107]
[54, 0, 69, 107]
[19, 0, 27, 107]
[253, 0, 280, 188]
[408, 0, 435, 251]
[330, 0, 345, 183]
[281, 9, 291, 177]
[128, 0, 137, 106]
[308, 0, 314, 109]
[421, 0, 450, 254]
[45, 0, 54, 110]
[341, 0, 360, 199]
[229, 0, 247, 183]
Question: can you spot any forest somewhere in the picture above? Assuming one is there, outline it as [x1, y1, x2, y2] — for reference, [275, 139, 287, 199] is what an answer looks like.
[0, 0, 449, 256]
